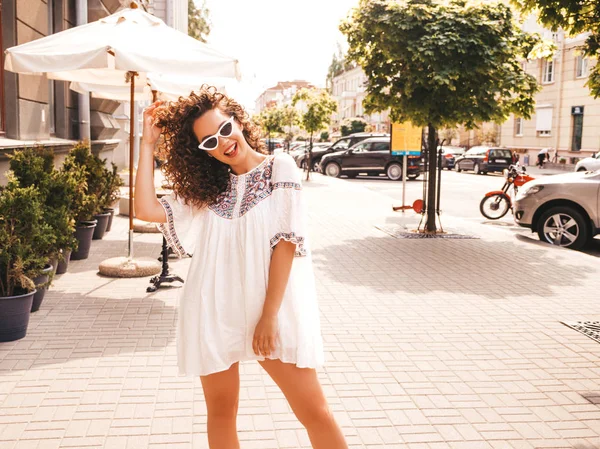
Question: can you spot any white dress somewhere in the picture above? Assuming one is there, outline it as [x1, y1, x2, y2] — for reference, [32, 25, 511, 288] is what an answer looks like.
[156, 153, 324, 376]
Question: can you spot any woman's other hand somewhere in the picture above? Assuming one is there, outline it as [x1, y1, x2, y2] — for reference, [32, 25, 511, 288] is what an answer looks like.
[252, 314, 279, 358]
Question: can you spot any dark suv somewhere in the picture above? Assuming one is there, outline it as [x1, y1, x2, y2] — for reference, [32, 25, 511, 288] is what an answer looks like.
[319, 137, 422, 180]
[454, 146, 516, 175]
[297, 132, 390, 172]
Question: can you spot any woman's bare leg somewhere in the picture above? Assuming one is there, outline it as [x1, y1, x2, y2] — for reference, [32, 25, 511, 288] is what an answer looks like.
[200, 362, 240, 449]
[259, 359, 347, 449]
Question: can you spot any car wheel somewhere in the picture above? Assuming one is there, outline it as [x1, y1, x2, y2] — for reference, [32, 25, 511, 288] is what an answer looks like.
[324, 162, 341, 178]
[577, 167, 587, 172]
[313, 161, 321, 173]
[387, 163, 403, 181]
[474, 163, 481, 175]
[537, 206, 589, 250]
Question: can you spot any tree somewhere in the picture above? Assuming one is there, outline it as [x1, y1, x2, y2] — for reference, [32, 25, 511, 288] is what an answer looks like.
[341, 0, 544, 232]
[280, 105, 300, 151]
[326, 43, 357, 92]
[511, 0, 600, 97]
[254, 106, 286, 153]
[341, 117, 368, 136]
[292, 88, 338, 180]
[188, 0, 211, 43]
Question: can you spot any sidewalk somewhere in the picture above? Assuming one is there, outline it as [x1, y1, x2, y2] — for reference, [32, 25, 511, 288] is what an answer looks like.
[1, 170, 600, 449]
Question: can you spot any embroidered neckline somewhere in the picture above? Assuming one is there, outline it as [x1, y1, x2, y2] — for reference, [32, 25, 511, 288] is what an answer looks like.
[229, 155, 273, 179]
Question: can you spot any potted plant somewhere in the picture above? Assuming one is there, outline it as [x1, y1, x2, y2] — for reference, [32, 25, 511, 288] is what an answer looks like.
[8, 146, 80, 279]
[7, 147, 60, 311]
[99, 161, 124, 233]
[0, 181, 54, 341]
[62, 142, 100, 260]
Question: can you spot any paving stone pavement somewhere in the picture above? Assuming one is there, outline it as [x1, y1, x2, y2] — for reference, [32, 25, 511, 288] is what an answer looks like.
[1, 168, 600, 449]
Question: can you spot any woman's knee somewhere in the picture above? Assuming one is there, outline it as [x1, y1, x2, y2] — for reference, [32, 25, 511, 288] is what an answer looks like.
[295, 402, 335, 430]
[206, 392, 239, 419]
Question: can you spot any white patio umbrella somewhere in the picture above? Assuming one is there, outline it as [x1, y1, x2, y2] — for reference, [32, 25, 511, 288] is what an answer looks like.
[4, 3, 240, 276]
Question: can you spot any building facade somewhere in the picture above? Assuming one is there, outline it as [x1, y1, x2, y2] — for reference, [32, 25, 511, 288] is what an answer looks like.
[0, 0, 187, 182]
[330, 66, 390, 136]
[500, 18, 600, 164]
[254, 80, 315, 113]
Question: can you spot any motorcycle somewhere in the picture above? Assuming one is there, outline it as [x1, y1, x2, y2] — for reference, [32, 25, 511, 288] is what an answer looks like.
[479, 164, 535, 220]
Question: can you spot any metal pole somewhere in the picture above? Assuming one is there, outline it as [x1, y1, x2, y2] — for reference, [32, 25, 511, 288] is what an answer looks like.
[76, 0, 91, 141]
[128, 72, 137, 259]
[402, 154, 407, 212]
[0, 1, 6, 136]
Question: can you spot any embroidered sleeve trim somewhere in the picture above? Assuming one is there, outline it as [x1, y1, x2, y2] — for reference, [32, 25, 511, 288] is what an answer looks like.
[270, 232, 307, 257]
[273, 181, 302, 191]
[156, 197, 188, 258]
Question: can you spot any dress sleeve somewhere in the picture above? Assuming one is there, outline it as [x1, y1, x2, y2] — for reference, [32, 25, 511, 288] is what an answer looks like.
[155, 192, 197, 258]
[270, 154, 308, 257]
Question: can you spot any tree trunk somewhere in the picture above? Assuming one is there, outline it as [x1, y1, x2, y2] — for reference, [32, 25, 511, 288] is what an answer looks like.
[306, 133, 313, 181]
[425, 124, 437, 233]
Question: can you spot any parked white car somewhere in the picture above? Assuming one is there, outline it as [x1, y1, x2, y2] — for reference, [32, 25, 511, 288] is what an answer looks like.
[575, 152, 600, 172]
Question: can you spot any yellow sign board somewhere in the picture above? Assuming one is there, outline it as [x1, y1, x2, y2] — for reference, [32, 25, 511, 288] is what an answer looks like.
[391, 122, 422, 155]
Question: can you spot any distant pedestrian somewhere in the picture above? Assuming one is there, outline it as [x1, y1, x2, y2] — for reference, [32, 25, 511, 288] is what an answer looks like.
[135, 85, 348, 449]
[537, 148, 549, 168]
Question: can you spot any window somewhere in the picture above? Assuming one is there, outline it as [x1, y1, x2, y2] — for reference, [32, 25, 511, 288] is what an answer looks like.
[542, 59, 555, 83]
[576, 55, 589, 78]
[515, 117, 523, 136]
[332, 139, 351, 150]
[370, 142, 389, 152]
[352, 142, 370, 152]
[535, 107, 553, 136]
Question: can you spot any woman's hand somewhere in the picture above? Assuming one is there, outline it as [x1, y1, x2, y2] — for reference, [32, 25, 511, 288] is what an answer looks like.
[142, 100, 165, 147]
[252, 314, 279, 358]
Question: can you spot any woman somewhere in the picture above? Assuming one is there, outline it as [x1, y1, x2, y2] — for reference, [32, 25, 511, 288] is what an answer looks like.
[134, 86, 347, 449]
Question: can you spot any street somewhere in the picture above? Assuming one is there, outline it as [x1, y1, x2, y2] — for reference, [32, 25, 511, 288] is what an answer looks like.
[341, 167, 600, 256]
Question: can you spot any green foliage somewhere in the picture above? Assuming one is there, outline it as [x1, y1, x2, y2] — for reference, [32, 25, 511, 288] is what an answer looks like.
[511, 0, 600, 97]
[188, 0, 211, 43]
[320, 131, 330, 142]
[292, 88, 337, 179]
[341, 117, 368, 136]
[340, 0, 543, 129]
[8, 147, 79, 263]
[326, 43, 357, 91]
[255, 106, 287, 136]
[62, 142, 107, 223]
[99, 162, 124, 211]
[292, 88, 338, 136]
[0, 181, 55, 296]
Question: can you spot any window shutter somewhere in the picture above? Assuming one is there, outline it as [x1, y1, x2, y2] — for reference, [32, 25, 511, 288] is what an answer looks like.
[536, 108, 553, 131]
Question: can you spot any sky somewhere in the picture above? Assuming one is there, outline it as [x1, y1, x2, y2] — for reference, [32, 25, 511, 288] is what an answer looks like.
[199, 0, 360, 111]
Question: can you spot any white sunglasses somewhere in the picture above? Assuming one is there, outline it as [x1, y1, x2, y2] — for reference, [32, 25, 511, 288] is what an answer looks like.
[197, 116, 235, 151]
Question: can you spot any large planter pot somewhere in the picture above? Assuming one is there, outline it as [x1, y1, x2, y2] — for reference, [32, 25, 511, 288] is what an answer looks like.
[0, 289, 36, 342]
[103, 208, 116, 232]
[31, 264, 54, 313]
[71, 220, 97, 260]
[56, 248, 72, 274]
[49, 256, 58, 276]
[92, 211, 111, 240]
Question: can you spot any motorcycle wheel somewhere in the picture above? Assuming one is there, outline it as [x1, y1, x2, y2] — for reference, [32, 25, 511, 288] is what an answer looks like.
[480, 194, 511, 220]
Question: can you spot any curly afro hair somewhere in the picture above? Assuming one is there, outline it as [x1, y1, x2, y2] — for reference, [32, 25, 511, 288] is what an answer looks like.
[154, 85, 266, 209]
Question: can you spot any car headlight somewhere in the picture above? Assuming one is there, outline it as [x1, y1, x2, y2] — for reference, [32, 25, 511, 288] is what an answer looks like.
[518, 185, 544, 199]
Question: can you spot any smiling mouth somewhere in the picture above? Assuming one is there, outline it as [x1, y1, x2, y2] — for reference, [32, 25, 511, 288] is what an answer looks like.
[224, 143, 238, 157]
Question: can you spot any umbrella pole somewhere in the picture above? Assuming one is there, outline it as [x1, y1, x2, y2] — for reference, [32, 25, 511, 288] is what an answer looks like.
[128, 71, 137, 258]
